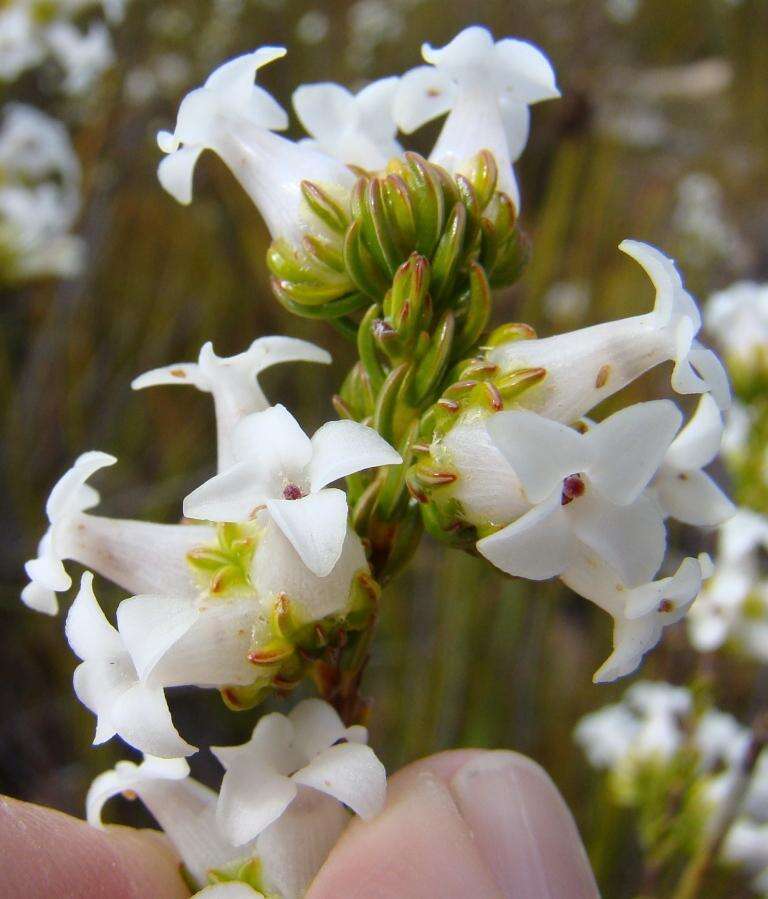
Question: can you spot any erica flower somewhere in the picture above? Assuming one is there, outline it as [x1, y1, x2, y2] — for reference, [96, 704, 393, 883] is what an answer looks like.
[651, 393, 734, 527]
[66, 573, 194, 757]
[21, 451, 117, 615]
[487, 240, 731, 424]
[88, 737, 356, 897]
[132, 336, 331, 471]
[394, 25, 559, 209]
[184, 404, 401, 577]
[157, 49, 354, 241]
[212, 699, 385, 846]
[293, 77, 402, 170]
[562, 548, 711, 682]
[477, 400, 681, 586]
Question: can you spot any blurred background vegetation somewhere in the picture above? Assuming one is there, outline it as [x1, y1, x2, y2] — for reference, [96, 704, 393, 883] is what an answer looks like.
[2, 0, 767, 895]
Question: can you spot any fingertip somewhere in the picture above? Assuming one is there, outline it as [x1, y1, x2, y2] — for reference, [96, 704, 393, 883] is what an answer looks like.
[0, 795, 189, 899]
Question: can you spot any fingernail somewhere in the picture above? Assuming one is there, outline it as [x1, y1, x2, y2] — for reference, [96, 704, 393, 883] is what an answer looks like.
[450, 751, 599, 899]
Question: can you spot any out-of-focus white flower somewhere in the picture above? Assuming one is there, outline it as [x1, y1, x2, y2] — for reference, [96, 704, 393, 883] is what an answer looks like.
[0, 104, 83, 282]
[21, 451, 116, 615]
[132, 337, 331, 472]
[723, 820, 768, 894]
[562, 549, 711, 682]
[184, 404, 400, 577]
[574, 703, 639, 768]
[651, 394, 734, 527]
[295, 10, 329, 45]
[213, 698, 385, 846]
[293, 77, 401, 170]
[393, 25, 559, 210]
[0, 7, 44, 82]
[478, 401, 681, 586]
[66, 573, 194, 756]
[157, 49, 354, 241]
[487, 241, 731, 424]
[705, 280, 768, 369]
[576, 681, 693, 774]
[89, 745, 353, 897]
[673, 172, 745, 268]
[688, 509, 768, 656]
[45, 21, 114, 94]
[722, 401, 752, 459]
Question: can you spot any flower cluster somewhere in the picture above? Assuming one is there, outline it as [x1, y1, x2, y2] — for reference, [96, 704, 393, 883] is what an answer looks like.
[19, 22, 738, 896]
[0, 0, 123, 93]
[576, 681, 768, 894]
[0, 104, 83, 282]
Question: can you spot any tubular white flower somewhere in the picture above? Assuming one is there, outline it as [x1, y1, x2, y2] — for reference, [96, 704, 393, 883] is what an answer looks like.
[487, 241, 731, 425]
[21, 451, 116, 615]
[562, 550, 710, 682]
[87, 755, 249, 887]
[157, 49, 354, 241]
[213, 698, 385, 846]
[132, 337, 331, 472]
[293, 77, 402, 170]
[478, 401, 681, 586]
[184, 404, 401, 577]
[66, 573, 194, 757]
[393, 26, 559, 210]
[88, 750, 351, 897]
[651, 393, 734, 526]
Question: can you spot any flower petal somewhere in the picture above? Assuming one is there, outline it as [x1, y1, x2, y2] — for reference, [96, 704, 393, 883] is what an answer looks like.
[157, 145, 204, 205]
[665, 393, 724, 471]
[257, 788, 349, 899]
[46, 451, 116, 520]
[110, 681, 195, 757]
[656, 468, 734, 527]
[86, 756, 190, 827]
[477, 491, 574, 579]
[65, 571, 123, 661]
[184, 461, 270, 522]
[393, 65, 456, 133]
[293, 83, 354, 142]
[570, 491, 665, 587]
[288, 698, 347, 761]
[20, 580, 58, 616]
[493, 38, 560, 103]
[688, 343, 732, 410]
[267, 489, 348, 578]
[486, 410, 588, 504]
[131, 362, 205, 391]
[309, 420, 401, 492]
[293, 741, 386, 820]
[586, 400, 682, 505]
[232, 404, 313, 473]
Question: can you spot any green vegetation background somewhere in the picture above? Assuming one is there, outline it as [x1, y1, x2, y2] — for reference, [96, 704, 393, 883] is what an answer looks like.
[2, 1, 767, 895]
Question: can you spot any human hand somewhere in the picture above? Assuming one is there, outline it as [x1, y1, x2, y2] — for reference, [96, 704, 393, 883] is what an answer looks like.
[0, 750, 599, 899]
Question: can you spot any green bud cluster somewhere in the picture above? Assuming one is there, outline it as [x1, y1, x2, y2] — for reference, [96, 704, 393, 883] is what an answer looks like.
[187, 522, 259, 596]
[267, 150, 531, 582]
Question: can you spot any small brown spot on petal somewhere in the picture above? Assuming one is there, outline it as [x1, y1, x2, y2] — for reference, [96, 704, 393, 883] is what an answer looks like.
[659, 599, 675, 613]
[170, 369, 187, 378]
[427, 88, 441, 98]
[595, 364, 611, 389]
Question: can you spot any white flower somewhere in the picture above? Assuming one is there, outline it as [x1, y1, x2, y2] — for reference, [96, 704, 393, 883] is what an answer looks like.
[21, 451, 116, 615]
[0, 104, 80, 183]
[46, 21, 114, 95]
[487, 240, 731, 425]
[705, 280, 768, 367]
[88, 748, 352, 898]
[0, 7, 44, 82]
[184, 404, 401, 577]
[688, 510, 768, 654]
[157, 49, 354, 241]
[393, 25, 559, 210]
[293, 77, 402, 170]
[132, 336, 331, 472]
[213, 698, 385, 846]
[695, 710, 750, 773]
[721, 401, 752, 459]
[478, 401, 681, 587]
[66, 573, 194, 757]
[574, 703, 640, 769]
[723, 820, 768, 894]
[651, 393, 734, 526]
[562, 549, 710, 682]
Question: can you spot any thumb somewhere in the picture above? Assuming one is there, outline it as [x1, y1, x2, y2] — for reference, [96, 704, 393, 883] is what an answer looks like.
[0, 795, 189, 898]
[308, 749, 599, 899]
